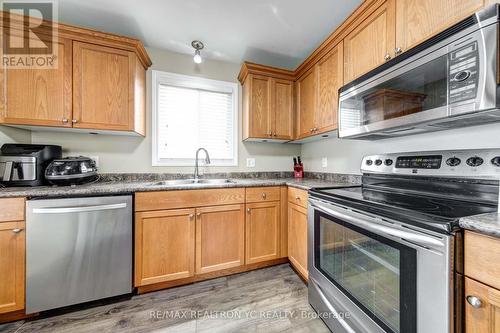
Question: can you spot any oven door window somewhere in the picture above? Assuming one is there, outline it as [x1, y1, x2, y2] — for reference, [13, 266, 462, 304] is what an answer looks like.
[314, 211, 417, 333]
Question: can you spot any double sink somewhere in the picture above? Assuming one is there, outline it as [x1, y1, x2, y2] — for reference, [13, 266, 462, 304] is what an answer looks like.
[148, 178, 235, 187]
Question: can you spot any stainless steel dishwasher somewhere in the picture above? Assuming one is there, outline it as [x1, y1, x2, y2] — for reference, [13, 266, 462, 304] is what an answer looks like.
[26, 195, 133, 313]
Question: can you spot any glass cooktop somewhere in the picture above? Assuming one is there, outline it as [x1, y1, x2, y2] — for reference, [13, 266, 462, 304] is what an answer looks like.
[310, 186, 497, 233]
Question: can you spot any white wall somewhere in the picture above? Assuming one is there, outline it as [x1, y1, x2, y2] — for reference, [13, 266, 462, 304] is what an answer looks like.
[301, 122, 500, 175]
[30, 47, 300, 173]
[0, 127, 31, 146]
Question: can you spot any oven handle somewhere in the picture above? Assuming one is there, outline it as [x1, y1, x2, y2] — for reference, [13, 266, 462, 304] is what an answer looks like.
[310, 201, 445, 249]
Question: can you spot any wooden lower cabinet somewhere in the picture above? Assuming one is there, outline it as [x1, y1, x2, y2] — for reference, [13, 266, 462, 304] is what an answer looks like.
[465, 277, 500, 333]
[0, 221, 25, 314]
[245, 201, 280, 264]
[196, 204, 245, 274]
[134, 209, 195, 286]
[288, 203, 308, 280]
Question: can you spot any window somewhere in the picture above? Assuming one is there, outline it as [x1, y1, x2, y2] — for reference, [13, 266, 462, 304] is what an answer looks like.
[152, 71, 238, 166]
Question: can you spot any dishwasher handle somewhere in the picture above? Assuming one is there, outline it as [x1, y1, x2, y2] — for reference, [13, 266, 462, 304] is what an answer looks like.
[32, 203, 127, 214]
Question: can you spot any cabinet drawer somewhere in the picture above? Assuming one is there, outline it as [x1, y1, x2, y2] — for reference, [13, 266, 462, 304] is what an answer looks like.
[288, 187, 308, 208]
[465, 231, 500, 290]
[0, 198, 25, 222]
[246, 186, 281, 203]
[135, 188, 245, 212]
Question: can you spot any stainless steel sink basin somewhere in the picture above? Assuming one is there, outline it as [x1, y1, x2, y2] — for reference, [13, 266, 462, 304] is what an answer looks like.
[148, 179, 235, 186]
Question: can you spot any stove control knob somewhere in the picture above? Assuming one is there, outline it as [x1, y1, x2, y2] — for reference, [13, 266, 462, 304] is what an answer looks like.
[466, 156, 484, 167]
[384, 159, 393, 166]
[492, 157, 500, 167]
[446, 157, 461, 167]
[375, 159, 383, 166]
[366, 159, 373, 166]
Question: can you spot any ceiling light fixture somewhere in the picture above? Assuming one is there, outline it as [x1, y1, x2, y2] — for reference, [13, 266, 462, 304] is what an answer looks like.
[192, 40, 204, 64]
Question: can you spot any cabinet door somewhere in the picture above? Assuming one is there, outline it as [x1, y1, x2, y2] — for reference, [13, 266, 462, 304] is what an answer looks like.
[288, 203, 308, 280]
[247, 74, 272, 138]
[0, 222, 25, 314]
[134, 209, 195, 286]
[0, 36, 72, 127]
[296, 68, 317, 139]
[73, 41, 135, 131]
[271, 79, 293, 140]
[316, 42, 344, 133]
[246, 201, 280, 264]
[396, 0, 484, 53]
[196, 204, 245, 274]
[465, 277, 500, 333]
[344, 0, 396, 84]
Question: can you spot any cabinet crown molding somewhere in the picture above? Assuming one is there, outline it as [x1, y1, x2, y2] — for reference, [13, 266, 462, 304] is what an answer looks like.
[0, 10, 152, 69]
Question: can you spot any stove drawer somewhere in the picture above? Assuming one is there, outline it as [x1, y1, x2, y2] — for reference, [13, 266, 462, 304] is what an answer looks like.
[465, 231, 500, 290]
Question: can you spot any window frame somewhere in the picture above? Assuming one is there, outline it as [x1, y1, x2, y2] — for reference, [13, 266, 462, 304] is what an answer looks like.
[152, 70, 239, 167]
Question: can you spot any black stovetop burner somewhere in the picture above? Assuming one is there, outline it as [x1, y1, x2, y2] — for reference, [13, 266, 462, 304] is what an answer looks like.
[310, 174, 498, 234]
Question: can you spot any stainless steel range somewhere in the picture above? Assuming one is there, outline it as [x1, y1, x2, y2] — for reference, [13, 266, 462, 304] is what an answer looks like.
[308, 149, 499, 333]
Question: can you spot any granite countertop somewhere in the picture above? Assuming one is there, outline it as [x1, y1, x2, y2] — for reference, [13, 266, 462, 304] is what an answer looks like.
[0, 173, 360, 199]
[459, 213, 500, 238]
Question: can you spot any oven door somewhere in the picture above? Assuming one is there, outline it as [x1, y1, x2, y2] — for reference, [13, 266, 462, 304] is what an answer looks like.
[308, 198, 453, 333]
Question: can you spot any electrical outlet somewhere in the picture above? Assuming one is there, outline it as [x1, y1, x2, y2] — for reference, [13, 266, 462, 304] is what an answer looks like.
[246, 158, 256, 168]
[322, 157, 328, 168]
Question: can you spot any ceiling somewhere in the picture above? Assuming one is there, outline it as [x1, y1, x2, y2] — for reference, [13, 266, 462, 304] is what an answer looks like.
[58, 0, 362, 69]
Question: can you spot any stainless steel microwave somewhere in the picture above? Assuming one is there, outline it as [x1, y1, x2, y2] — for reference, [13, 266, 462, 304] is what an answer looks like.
[338, 5, 500, 140]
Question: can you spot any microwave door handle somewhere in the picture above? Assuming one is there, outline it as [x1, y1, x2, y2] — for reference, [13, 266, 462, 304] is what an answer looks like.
[3, 161, 13, 181]
[13, 162, 23, 179]
[32, 203, 127, 214]
[311, 201, 444, 250]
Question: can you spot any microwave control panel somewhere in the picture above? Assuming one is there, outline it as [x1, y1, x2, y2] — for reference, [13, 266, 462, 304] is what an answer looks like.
[448, 41, 479, 104]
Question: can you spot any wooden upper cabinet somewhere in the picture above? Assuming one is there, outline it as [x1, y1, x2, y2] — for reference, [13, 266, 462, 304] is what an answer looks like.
[0, 221, 25, 314]
[0, 36, 72, 127]
[272, 79, 293, 140]
[395, 0, 485, 53]
[465, 277, 500, 333]
[343, 0, 396, 84]
[0, 12, 151, 135]
[296, 67, 317, 139]
[196, 204, 245, 274]
[245, 74, 271, 138]
[73, 42, 144, 134]
[134, 209, 195, 287]
[246, 201, 281, 265]
[239, 62, 295, 141]
[316, 42, 343, 133]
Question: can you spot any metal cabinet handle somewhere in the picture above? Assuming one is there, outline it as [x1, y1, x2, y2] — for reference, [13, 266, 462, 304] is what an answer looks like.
[12, 228, 23, 233]
[272, 132, 277, 137]
[262, 193, 267, 199]
[268, 131, 272, 136]
[384, 53, 391, 61]
[247, 208, 251, 213]
[62, 118, 69, 124]
[189, 214, 194, 219]
[395, 47, 402, 55]
[466, 296, 482, 308]
[196, 213, 201, 218]
[72, 119, 78, 124]
[313, 127, 318, 132]
[309, 128, 314, 133]
[295, 196, 300, 200]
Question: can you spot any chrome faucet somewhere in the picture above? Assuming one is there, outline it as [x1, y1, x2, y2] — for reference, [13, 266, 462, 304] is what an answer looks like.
[194, 148, 211, 181]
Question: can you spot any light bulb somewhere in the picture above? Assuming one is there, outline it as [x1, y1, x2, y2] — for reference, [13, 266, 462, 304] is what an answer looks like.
[193, 50, 202, 64]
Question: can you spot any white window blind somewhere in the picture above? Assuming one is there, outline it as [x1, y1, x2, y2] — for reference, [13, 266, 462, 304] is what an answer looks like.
[152, 71, 238, 166]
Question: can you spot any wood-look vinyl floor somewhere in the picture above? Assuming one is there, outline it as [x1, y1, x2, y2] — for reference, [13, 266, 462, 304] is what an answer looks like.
[0, 264, 329, 333]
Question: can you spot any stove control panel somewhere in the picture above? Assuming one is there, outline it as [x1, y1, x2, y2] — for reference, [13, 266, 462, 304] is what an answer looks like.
[362, 149, 500, 178]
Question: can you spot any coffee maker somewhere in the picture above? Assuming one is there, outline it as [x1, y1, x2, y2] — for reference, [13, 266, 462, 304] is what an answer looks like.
[0, 144, 62, 187]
